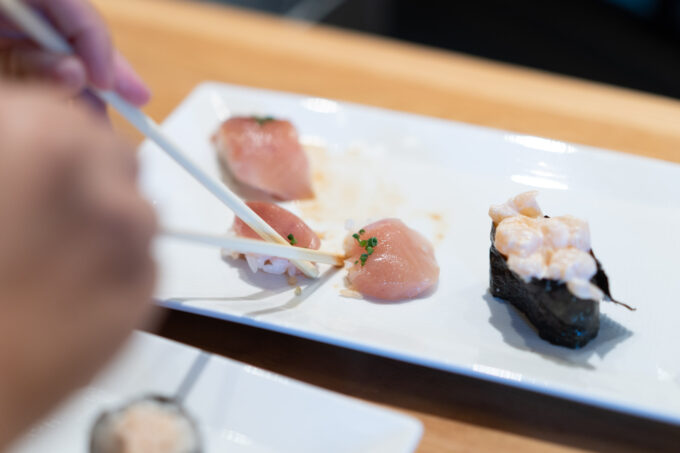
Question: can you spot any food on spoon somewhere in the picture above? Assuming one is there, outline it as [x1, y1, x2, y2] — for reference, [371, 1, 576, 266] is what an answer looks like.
[232, 201, 320, 276]
[212, 116, 314, 200]
[89, 396, 201, 453]
[343, 219, 439, 301]
[488, 191, 633, 349]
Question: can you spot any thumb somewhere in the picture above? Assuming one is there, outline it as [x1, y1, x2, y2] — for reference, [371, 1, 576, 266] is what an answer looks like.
[0, 47, 88, 96]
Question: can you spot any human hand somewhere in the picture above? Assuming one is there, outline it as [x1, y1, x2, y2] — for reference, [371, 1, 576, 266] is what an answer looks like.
[0, 0, 150, 106]
[0, 83, 157, 448]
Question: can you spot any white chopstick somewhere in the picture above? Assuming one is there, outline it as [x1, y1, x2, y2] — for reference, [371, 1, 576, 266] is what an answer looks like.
[164, 230, 346, 267]
[0, 0, 319, 279]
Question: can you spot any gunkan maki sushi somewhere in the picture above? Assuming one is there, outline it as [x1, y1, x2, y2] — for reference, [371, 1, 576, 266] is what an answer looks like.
[488, 191, 632, 348]
[90, 395, 202, 453]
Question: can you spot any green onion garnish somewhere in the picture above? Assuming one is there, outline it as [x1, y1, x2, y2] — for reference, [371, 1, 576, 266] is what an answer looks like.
[253, 116, 275, 125]
[353, 229, 378, 266]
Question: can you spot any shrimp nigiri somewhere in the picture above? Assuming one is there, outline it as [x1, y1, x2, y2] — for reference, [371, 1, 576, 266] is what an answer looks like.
[213, 116, 314, 200]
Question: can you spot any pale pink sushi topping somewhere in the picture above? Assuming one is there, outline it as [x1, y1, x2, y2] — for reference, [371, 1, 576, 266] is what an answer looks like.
[490, 192, 604, 300]
[344, 219, 439, 301]
[233, 201, 320, 276]
[213, 117, 314, 200]
[101, 400, 197, 453]
[234, 201, 320, 249]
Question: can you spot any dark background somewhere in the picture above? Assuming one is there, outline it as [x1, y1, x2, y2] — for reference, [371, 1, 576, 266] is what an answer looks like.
[206, 0, 680, 99]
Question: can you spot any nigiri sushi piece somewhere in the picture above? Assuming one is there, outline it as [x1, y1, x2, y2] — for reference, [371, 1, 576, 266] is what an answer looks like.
[488, 191, 632, 349]
[212, 116, 314, 200]
[344, 219, 439, 301]
[90, 396, 201, 453]
[232, 201, 320, 276]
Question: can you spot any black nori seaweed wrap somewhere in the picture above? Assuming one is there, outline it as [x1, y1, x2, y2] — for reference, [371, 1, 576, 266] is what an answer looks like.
[489, 223, 614, 349]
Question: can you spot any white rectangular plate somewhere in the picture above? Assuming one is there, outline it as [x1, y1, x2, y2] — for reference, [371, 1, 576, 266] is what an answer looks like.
[140, 82, 680, 425]
[8, 332, 421, 453]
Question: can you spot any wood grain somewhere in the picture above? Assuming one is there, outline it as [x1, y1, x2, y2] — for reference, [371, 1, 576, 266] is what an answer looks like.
[96, 0, 680, 162]
[92, 0, 680, 451]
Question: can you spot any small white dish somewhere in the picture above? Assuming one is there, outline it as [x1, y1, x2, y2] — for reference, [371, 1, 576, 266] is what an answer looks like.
[8, 332, 422, 453]
[139, 82, 680, 425]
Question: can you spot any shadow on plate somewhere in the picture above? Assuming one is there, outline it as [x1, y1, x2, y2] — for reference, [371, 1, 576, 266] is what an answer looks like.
[167, 256, 294, 305]
[165, 261, 341, 317]
[484, 292, 633, 370]
[243, 265, 341, 317]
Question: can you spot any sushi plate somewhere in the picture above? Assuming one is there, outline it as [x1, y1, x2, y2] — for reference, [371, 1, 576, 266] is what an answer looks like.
[7, 332, 422, 453]
[140, 82, 680, 425]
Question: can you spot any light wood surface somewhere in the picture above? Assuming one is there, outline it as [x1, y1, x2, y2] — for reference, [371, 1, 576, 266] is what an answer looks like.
[93, 0, 680, 451]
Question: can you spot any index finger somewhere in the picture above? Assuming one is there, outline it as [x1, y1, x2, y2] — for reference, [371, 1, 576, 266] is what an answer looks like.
[27, 0, 114, 89]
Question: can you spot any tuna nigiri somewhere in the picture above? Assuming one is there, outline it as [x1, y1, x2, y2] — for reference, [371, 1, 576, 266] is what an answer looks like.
[344, 219, 439, 301]
[232, 201, 320, 276]
[212, 116, 314, 200]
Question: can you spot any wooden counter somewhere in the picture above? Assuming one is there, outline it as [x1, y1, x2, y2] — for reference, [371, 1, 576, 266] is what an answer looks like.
[94, 0, 680, 451]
